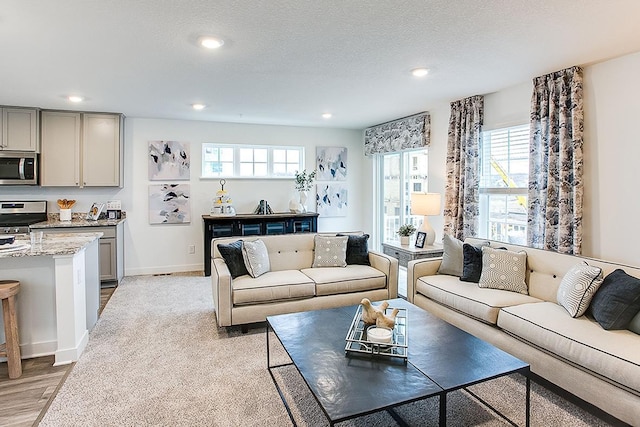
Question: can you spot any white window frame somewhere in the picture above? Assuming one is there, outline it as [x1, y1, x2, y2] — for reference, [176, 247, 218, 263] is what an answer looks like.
[201, 143, 305, 179]
[478, 124, 529, 244]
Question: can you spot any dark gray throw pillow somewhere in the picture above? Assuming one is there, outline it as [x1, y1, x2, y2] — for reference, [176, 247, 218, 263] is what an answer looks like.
[217, 240, 249, 278]
[590, 269, 640, 330]
[460, 243, 483, 283]
[337, 233, 370, 265]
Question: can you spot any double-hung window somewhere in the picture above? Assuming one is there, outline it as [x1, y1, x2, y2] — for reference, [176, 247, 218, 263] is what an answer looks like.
[479, 124, 529, 244]
[201, 144, 304, 178]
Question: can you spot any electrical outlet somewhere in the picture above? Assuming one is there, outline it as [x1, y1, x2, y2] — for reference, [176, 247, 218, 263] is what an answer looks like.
[188, 244, 196, 254]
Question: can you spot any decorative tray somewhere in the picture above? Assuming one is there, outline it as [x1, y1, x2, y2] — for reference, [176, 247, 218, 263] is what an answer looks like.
[344, 305, 408, 360]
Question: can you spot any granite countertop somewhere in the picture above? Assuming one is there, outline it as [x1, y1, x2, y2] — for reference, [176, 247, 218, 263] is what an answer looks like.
[0, 232, 103, 259]
[30, 212, 127, 229]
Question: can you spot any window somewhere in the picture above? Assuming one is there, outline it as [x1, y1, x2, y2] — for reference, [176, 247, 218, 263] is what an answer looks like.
[378, 149, 428, 243]
[201, 144, 304, 178]
[479, 124, 529, 244]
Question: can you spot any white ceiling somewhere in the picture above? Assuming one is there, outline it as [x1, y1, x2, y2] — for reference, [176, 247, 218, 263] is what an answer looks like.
[2, 1, 640, 129]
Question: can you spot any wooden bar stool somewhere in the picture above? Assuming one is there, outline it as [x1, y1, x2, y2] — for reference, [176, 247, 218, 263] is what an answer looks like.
[0, 280, 22, 379]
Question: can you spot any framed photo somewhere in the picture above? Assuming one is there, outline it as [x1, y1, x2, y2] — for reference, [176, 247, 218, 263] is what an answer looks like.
[415, 232, 427, 248]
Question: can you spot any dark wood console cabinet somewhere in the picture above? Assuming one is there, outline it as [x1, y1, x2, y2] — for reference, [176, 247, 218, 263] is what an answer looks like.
[202, 212, 319, 276]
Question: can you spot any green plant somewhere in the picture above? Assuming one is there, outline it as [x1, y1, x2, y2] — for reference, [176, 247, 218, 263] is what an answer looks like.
[397, 224, 417, 237]
[294, 169, 317, 191]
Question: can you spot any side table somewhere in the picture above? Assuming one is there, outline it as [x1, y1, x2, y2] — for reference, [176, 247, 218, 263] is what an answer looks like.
[381, 241, 443, 268]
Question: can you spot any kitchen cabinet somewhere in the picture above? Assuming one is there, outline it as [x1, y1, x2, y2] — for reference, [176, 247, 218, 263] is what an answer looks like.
[40, 223, 124, 286]
[1, 107, 39, 152]
[40, 111, 124, 187]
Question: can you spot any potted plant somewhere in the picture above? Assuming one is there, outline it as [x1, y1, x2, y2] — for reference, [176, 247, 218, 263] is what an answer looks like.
[292, 169, 317, 212]
[397, 224, 416, 245]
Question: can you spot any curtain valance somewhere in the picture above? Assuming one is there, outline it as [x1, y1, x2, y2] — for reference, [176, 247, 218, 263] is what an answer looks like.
[364, 112, 430, 156]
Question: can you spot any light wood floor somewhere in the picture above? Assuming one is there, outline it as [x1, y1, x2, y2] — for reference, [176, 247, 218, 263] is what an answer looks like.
[0, 286, 116, 427]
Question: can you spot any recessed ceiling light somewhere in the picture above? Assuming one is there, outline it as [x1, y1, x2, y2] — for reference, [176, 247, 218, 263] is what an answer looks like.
[411, 68, 430, 77]
[322, 113, 332, 119]
[67, 95, 84, 103]
[198, 36, 224, 49]
[192, 103, 206, 110]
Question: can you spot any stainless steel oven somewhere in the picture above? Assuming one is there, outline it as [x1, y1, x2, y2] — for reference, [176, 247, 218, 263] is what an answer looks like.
[0, 151, 38, 185]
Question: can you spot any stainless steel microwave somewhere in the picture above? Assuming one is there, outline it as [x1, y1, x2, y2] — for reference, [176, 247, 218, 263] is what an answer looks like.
[0, 152, 38, 185]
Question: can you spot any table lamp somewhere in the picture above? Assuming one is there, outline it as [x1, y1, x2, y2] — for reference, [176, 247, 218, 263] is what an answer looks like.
[410, 192, 441, 246]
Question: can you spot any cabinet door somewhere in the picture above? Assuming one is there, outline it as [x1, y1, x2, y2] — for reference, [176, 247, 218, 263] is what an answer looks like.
[99, 238, 117, 281]
[82, 113, 122, 187]
[40, 111, 81, 186]
[2, 108, 39, 151]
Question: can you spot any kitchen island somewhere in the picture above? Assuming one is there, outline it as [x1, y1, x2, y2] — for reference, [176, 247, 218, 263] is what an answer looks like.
[0, 232, 101, 366]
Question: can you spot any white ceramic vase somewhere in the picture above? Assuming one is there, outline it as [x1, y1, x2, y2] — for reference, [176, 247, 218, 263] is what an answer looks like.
[400, 235, 410, 245]
[298, 190, 308, 213]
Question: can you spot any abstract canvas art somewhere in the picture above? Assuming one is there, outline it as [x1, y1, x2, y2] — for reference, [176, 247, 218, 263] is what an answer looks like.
[316, 146, 347, 181]
[148, 141, 190, 180]
[316, 183, 348, 217]
[149, 184, 191, 224]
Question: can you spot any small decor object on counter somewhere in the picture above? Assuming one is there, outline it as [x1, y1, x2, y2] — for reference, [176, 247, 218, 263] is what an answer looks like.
[57, 199, 76, 221]
[87, 203, 105, 221]
[106, 200, 122, 220]
[253, 200, 273, 215]
[397, 224, 416, 245]
[211, 179, 236, 216]
[293, 169, 316, 213]
[360, 298, 389, 325]
[29, 230, 43, 252]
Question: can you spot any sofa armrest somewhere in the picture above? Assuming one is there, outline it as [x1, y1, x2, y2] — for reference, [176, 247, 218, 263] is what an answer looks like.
[211, 258, 233, 327]
[406, 257, 442, 303]
[369, 250, 399, 299]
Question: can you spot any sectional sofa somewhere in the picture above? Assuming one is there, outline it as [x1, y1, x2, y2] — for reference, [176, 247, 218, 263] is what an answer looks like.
[408, 237, 640, 425]
[211, 233, 398, 328]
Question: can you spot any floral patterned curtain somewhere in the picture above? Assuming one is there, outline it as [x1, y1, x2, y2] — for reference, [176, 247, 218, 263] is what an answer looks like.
[443, 95, 484, 240]
[527, 66, 584, 254]
[364, 112, 430, 156]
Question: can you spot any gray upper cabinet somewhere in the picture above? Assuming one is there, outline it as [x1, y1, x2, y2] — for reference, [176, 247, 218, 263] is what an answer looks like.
[41, 111, 124, 187]
[1, 107, 39, 152]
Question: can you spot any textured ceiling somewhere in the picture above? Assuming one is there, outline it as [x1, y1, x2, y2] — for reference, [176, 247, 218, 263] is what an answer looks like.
[2, 0, 640, 129]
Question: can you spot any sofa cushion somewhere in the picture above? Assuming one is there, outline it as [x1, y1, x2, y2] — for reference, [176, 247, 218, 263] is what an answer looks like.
[478, 246, 528, 294]
[498, 302, 640, 394]
[416, 274, 541, 324]
[242, 239, 271, 278]
[337, 233, 371, 266]
[217, 240, 249, 279]
[232, 270, 315, 305]
[312, 235, 348, 268]
[438, 234, 465, 276]
[460, 243, 483, 283]
[590, 269, 640, 330]
[302, 265, 386, 296]
[556, 262, 604, 318]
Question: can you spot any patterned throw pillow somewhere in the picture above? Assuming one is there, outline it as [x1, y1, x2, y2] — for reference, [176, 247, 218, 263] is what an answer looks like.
[312, 235, 348, 268]
[478, 246, 528, 294]
[557, 262, 604, 318]
[242, 239, 271, 278]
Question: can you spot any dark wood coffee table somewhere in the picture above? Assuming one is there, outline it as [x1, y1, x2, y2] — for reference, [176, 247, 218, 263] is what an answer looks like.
[267, 299, 530, 426]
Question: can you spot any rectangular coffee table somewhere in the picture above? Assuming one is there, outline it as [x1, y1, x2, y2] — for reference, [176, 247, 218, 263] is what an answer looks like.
[267, 299, 530, 426]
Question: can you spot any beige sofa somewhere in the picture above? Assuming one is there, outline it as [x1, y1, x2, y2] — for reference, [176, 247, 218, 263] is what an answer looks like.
[211, 233, 398, 328]
[408, 238, 640, 425]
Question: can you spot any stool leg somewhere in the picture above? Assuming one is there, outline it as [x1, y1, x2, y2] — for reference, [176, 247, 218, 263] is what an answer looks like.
[2, 296, 22, 379]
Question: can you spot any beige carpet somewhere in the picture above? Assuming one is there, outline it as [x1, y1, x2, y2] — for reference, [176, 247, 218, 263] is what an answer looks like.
[39, 275, 612, 426]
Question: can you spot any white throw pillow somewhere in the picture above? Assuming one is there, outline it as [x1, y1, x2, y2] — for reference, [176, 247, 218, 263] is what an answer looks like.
[478, 246, 528, 294]
[438, 234, 465, 276]
[312, 235, 348, 268]
[242, 239, 271, 278]
[557, 262, 604, 318]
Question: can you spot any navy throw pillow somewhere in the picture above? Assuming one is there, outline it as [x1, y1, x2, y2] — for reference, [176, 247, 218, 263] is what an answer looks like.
[217, 240, 249, 278]
[460, 243, 484, 283]
[337, 234, 370, 265]
[590, 269, 640, 330]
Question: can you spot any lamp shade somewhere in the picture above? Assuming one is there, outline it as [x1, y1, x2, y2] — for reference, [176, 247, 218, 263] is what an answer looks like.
[410, 192, 441, 216]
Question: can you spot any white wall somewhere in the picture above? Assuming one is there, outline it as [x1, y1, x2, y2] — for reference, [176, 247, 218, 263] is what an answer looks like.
[3, 119, 367, 275]
[423, 50, 640, 266]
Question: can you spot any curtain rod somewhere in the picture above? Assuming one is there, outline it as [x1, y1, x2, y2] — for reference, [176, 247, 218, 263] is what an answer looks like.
[366, 111, 428, 129]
